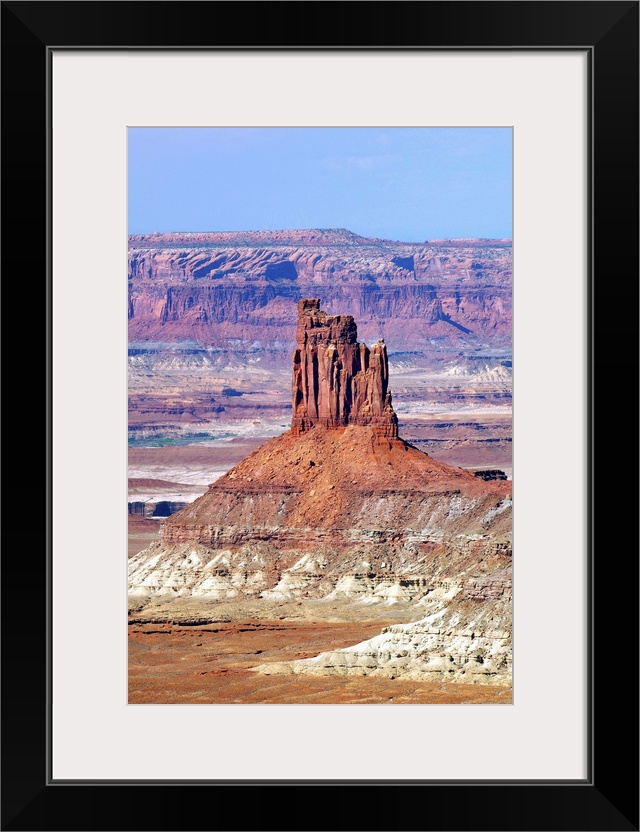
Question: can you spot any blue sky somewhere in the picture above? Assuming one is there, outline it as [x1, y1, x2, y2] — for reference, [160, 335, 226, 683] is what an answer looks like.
[128, 127, 512, 241]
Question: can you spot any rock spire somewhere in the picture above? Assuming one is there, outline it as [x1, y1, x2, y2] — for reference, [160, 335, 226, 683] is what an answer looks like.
[291, 299, 399, 439]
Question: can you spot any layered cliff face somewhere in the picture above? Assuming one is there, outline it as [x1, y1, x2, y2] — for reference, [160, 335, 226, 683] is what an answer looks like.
[291, 299, 398, 438]
[258, 579, 512, 684]
[128, 229, 512, 355]
[128, 299, 512, 683]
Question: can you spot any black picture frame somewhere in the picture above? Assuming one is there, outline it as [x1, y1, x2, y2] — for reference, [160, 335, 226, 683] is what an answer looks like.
[2, 2, 638, 830]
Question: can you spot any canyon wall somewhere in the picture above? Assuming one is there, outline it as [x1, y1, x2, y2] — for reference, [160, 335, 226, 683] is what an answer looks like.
[128, 230, 512, 356]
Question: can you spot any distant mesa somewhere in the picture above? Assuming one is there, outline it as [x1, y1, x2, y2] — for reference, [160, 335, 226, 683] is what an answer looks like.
[291, 299, 398, 439]
[127, 228, 512, 354]
[128, 228, 374, 248]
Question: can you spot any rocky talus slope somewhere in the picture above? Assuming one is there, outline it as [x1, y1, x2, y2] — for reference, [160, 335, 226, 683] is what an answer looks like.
[128, 300, 512, 683]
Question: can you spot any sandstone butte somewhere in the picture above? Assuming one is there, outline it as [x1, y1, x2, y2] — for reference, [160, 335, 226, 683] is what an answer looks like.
[291, 298, 399, 438]
[129, 300, 513, 685]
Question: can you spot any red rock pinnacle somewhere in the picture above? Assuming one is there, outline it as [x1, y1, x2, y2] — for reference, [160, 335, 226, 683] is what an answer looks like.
[291, 299, 399, 439]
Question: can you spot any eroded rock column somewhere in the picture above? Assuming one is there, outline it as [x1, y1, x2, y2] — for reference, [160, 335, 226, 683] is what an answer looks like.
[291, 298, 398, 438]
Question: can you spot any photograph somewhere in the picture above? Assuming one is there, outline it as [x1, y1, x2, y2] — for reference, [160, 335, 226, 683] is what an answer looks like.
[3, 0, 637, 825]
[127, 127, 514, 705]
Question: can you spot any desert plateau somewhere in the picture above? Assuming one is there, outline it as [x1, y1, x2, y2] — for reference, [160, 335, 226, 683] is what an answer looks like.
[128, 234, 512, 704]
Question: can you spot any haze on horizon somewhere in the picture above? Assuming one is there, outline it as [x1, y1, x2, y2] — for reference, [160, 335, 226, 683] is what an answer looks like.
[128, 127, 512, 243]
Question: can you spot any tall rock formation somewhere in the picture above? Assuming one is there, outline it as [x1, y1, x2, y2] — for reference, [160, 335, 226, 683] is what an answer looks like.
[291, 299, 398, 439]
[128, 300, 512, 684]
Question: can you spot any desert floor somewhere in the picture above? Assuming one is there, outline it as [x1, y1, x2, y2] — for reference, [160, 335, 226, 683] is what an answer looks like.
[128, 518, 511, 706]
[129, 619, 512, 705]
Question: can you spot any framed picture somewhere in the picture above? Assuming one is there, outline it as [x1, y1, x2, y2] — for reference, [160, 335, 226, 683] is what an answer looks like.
[2, 2, 637, 830]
